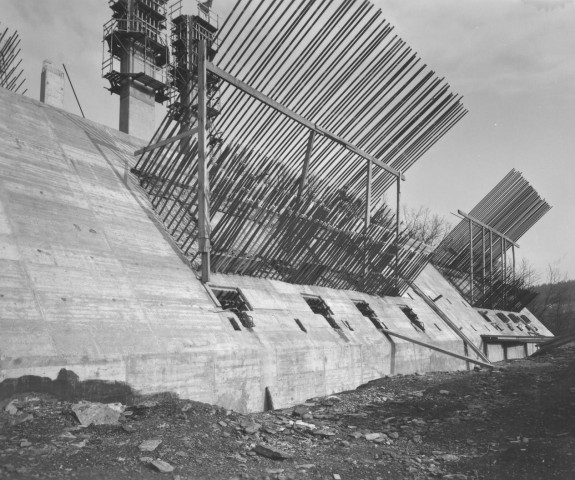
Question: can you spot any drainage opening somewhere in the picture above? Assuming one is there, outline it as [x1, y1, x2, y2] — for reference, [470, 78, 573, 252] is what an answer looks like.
[228, 317, 241, 331]
[353, 300, 388, 330]
[211, 286, 255, 329]
[302, 295, 340, 329]
[496, 312, 514, 331]
[399, 305, 425, 332]
[294, 318, 307, 333]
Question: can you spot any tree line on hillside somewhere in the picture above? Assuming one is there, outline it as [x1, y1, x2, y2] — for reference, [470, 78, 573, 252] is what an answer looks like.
[527, 266, 575, 335]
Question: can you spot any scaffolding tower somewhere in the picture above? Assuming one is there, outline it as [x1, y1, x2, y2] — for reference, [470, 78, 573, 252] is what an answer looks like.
[168, 0, 221, 137]
[102, 0, 171, 103]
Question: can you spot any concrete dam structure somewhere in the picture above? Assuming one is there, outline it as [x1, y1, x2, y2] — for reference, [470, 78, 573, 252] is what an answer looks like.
[0, 86, 552, 412]
[0, 0, 555, 413]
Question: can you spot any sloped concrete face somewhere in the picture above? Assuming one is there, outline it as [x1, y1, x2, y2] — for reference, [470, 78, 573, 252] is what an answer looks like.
[411, 266, 551, 361]
[0, 87, 550, 412]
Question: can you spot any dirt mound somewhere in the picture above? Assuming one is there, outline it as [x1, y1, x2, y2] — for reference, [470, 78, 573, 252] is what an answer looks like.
[1, 345, 574, 479]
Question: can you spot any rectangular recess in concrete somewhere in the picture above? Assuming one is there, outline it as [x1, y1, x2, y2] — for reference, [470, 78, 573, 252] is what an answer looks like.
[353, 300, 388, 330]
[398, 305, 425, 333]
[301, 294, 340, 329]
[208, 285, 254, 328]
[294, 318, 307, 333]
[228, 317, 241, 331]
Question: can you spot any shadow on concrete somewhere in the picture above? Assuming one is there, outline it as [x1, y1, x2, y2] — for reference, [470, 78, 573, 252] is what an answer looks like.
[0, 369, 143, 404]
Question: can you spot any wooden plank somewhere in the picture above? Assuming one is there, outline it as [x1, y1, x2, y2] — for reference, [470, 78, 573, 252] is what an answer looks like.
[531, 333, 575, 357]
[457, 210, 519, 247]
[531, 332, 575, 356]
[481, 335, 553, 344]
[198, 40, 210, 283]
[382, 329, 493, 369]
[206, 61, 405, 180]
[134, 127, 199, 156]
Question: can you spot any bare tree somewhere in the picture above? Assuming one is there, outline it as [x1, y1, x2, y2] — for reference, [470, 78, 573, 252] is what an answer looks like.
[401, 206, 452, 248]
[516, 257, 540, 289]
[528, 263, 574, 334]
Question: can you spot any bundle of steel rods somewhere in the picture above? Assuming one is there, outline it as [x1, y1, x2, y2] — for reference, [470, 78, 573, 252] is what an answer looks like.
[134, 0, 467, 296]
[0, 24, 26, 94]
[432, 169, 551, 310]
[212, 0, 467, 203]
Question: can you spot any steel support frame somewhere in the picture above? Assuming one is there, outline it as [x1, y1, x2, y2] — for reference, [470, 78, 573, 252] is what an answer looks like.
[192, 55, 407, 284]
[395, 172, 401, 293]
[469, 218, 474, 304]
[481, 226, 486, 298]
[458, 209, 519, 308]
[198, 40, 210, 283]
[206, 61, 405, 180]
[297, 130, 316, 199]
[364, 159, 372, 277]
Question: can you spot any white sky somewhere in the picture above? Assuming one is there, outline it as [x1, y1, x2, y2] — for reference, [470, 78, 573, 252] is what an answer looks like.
[3, 0, 575, 281]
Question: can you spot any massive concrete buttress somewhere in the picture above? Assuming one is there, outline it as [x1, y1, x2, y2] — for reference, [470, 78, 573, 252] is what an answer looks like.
[0, 87, 552, 412]
[40, 61, 64, 109]
[119, 81, 155, 140]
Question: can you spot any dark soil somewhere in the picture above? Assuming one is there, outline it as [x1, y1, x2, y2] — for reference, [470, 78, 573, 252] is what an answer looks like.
[1, 344, 574, 480]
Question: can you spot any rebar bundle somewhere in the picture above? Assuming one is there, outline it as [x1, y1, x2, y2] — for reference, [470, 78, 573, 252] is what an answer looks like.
[211, 0, 467, 202]
[134, 0, 468, 296]
[0, 24, 26, 94]
[432, 169, 551, 310]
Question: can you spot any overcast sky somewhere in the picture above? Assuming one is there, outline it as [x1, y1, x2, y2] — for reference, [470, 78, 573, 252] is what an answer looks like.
[3, 0, 575, 282]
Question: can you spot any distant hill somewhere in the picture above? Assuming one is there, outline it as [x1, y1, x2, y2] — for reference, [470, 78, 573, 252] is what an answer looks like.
[528, 279, 575, 335]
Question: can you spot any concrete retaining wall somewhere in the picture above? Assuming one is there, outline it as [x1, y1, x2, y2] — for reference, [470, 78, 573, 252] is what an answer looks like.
[0, 87, 551, 412]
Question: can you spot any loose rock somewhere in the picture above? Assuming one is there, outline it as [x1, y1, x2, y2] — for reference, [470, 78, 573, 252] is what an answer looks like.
[139, 439, 162, 452]
[71, 402, 121, 426]
[5, 400, 19, 415]
[440, 454, 459, 462]
[150, 459, 174, 473]
[254, 444, 292, 460]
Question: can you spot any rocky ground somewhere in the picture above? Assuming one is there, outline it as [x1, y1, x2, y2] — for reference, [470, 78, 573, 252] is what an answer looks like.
[1, 344, 574, 480]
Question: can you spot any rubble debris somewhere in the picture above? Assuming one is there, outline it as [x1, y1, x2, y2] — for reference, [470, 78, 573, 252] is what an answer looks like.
[150, 459, 174, 473]
[71, 401, 121, 426]
[139, 439, 162, 452]
[0, 344, 573, 479]
[254, 444, 292, 460]
[5, 400, 19, 415]
[292, 405, 309, 417]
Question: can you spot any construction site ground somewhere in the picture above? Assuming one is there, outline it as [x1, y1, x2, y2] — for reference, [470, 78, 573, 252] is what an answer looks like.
[1, 344, 574, 480]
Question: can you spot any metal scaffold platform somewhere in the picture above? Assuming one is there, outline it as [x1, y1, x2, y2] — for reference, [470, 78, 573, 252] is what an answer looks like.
[102, 0, 171, 103]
